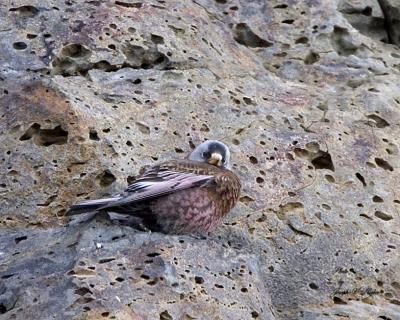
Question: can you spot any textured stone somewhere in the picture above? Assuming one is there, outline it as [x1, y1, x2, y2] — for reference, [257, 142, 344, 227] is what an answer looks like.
[0, 220, 275, 319]
[338, 0, 388, 43]
[379, 0, 400, 45]
[1, 0, 400, 319]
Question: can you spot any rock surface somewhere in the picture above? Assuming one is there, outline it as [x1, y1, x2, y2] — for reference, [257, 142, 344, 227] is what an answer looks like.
[1, 0, 400, 319]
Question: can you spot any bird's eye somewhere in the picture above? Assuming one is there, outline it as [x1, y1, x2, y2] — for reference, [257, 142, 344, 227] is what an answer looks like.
[202, 151, 210, 158]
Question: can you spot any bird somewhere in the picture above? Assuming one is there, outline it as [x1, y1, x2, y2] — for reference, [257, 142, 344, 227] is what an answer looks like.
[67, 140, 241, 235]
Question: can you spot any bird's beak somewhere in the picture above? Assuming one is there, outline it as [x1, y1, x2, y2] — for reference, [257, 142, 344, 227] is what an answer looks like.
[208, 153, 222, 166]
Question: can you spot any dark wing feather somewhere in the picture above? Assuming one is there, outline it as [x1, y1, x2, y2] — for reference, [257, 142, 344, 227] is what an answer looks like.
[98, 168, 214, 211]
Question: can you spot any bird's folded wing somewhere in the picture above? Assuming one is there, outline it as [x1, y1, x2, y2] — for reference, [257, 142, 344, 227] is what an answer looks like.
[98, 170, 214, 210]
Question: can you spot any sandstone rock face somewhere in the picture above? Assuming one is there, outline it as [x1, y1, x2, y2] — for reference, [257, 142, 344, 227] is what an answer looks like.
[1, 0, 400, 319]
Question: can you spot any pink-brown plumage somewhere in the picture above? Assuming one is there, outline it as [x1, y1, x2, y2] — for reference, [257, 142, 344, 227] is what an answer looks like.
[67, 141, 241, 235]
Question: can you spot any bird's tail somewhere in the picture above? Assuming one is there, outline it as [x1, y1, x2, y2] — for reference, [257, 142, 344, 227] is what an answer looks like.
[66, 197, 121, 216]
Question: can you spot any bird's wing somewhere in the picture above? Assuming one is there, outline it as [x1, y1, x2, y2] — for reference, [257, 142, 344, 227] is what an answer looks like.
[98, 167, 214, 210]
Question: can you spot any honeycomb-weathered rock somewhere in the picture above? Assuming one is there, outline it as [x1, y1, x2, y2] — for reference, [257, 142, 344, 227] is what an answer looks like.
[1, 0, 400, 319]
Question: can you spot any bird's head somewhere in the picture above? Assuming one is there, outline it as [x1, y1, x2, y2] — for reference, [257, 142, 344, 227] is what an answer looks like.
[188, 140, 231, 169]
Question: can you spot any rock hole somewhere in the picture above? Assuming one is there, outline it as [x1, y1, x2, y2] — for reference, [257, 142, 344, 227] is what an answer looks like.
[159, 310, 173, 320]
[13, 42, 27, 50]
[0, 304, 6, 314]
[93, 60, 118, 72]
[294, 148, 309, 158]
[309, 282, 318, 289]
[374, 211, 393, 221]
[322, 204, 331, 210]
[194, 276, 204, 284]
[373, 195, 384, 203]
[333, 296, 347, 304]
[286, 152, 294, 160]
[279, 202, 304, 219]
[200, 123, 210, 132]
[295, 36, 309, 44]
[75, 287, 92, 296]
[154, 56, 166, 64]
[136, 122, 150, 134]
[304, 51, 320, 64]
[256, 177, 264, 184]
[168, 25, 185, 36]
[19, 123, 68, 146]
[232, 139, 240, 146]
[123, 44, 169, 69]
[355, 173, 366, 186]
[19, 123, 40, 141]
[14, 235, 27, 244]
[325, 174, 335, 183]
[239, 196, 254, 205]
[115, 277, 124, 282]
[332, 25, 358, 56]
[311, 151, 334, 171]
[151, 34, 164, 44]
[99, 258, 115, 264]
[367, 114, 389, 128]
[249, 156, 258, 164]
[243, 97, 253, 105]
[274, 4, 288, 9]
[257, 215, 267, 223]
[9, 5, 39, 17]
[147, 278, 158, 285]
[282, 19, 295, 24]
[61, 43, 91, 58]
[375, 158, 393, 171]
[251, 311, 259, 318]
[89, 129, 100, 141]
[127, 176, 136, 185]
[360, 213, 372, 220]
[101, 312, 110, 317]
[37, 125, 68, 146]
[96, 170, 116, 187]
[147, 252, 160, 257]
[115, 1, 143, 8]
[233, 23, 273, 48]
[392, 282, 400, 290]
[362, 6, 372, 16]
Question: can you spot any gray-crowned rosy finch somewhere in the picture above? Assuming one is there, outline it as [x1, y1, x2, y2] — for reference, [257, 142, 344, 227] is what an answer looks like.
[67, 140, 241, 235]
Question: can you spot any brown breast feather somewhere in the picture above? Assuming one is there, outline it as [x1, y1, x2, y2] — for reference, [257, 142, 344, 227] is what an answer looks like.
[149, 160, 241, 234]
[154, 160, 242, 215]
